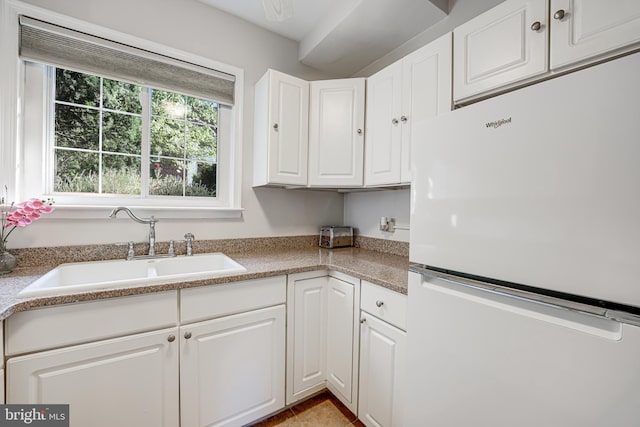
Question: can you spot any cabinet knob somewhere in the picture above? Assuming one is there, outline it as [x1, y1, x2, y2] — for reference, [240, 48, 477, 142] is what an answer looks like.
[167, 334, 176, 342]
[357, 128, 363, 135]
[273, 123, 279, 130]
[376, 300, 384, 307]
[530, 21, 541, 31]
[400, 115, 408, 123]
[553, 9, 565, 20]
[360, 318, 367, 324]
[392, 118, 399, 125]
[184, 332, 192, 340]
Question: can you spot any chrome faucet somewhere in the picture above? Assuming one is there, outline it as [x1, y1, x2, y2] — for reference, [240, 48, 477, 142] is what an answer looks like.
[109, 207, 158, 257]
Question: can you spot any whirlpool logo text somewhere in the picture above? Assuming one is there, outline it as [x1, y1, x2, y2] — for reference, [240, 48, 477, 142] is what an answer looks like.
[485, 117, 512, 129]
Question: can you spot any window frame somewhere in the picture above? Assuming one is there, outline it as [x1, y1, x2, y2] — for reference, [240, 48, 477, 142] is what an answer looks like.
[1, 1, 244, 219]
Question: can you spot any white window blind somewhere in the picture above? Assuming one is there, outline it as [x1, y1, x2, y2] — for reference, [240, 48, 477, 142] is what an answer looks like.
[19, 15, 235, 105]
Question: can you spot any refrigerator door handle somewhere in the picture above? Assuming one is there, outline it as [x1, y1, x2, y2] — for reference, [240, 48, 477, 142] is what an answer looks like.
[409, 264, 640, 327]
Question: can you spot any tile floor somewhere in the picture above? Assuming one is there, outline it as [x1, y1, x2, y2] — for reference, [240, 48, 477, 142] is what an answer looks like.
[250, 392, 365, 427]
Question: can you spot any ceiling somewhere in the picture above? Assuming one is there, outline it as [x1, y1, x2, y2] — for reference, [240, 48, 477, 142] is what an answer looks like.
[197, 0, 449, 76]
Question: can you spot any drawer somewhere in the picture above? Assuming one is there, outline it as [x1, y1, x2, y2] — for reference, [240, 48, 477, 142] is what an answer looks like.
[6, 291, 178, 356]
[180, 275, 286, 324]
[361, 281, 407, 330]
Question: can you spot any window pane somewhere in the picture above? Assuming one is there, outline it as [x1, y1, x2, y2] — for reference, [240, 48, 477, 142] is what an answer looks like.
[54, 150, 99, 193]
[102, 154, 141, 195]
[55, 69, 100, 106]
[103, 112, 142, 154]
[187, 97, 218, 126]
[186, 162, 216, 197]
[55, 104, 99, 150]
[186, 123, 216, 161]
[151, 117, 185, 158]
[103, 79, 142, 114]
[152, 89, 186, 119]
[149, 158, 185, 196]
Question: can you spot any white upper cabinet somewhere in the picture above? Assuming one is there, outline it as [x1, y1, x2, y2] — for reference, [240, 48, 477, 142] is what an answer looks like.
[550, 0, 640, 70]
[366, 33, 452, 186]
[308, 78, 365, 187]
[455, 0, 640, 103]
[400, 33, 452, 183]
[454, 0, 549, 103]
[365, 61, 403, 186]
[253, 69, 309, 187]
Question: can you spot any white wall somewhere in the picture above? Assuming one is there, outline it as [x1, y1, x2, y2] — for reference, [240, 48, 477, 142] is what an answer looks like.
[344, 190, 411, 242]
[344, 0, 505, 242]
[7, 0, 345, 248]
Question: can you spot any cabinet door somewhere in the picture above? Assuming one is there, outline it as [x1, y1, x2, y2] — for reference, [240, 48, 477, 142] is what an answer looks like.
[453, 0, 548, 103]
[358, 313, 406, 427]
[325, 277, 355, 404]
[550, 0, 640, 70]
[288, 276, 328, 403]
[180, 305, 285, 427]
[308, 79, 365, 187]
[365, 62, 402, 186]
[7, 328, 179, 427]
[260, 70, 309, 186]
[400, 33, 452, 183]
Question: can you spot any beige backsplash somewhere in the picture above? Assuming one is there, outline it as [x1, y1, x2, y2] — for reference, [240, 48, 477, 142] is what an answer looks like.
[10, 235, 408, 268]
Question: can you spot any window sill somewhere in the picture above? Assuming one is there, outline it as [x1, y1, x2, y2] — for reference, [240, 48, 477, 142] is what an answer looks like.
[44, 204, 244, 220]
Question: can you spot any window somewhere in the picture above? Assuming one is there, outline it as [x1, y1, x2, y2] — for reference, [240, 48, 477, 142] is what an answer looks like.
[52, 67, 219, 199]
[10, 14, 243, 215]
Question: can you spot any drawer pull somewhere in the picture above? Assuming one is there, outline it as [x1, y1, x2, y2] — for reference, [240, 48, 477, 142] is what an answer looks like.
[360, 318, 367, 324]
[184, 332, 192, 340]
[167, 334, 176, 342]
[376, 300, 384, 307]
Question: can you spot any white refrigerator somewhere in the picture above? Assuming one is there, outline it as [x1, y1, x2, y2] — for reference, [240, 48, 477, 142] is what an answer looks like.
[406, 52, 640, 426]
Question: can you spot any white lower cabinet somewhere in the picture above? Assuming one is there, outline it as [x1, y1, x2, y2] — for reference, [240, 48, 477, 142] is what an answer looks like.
[288, 273, 327, 401]
[5, 278, 288, 427]
[358, 281, 407, 427]
[287, 271, 360, 413]
[358, 313, 406, 427]
[180, 305, 286, 427]
[325, 277, 355, 403]
[7, 327, 180, 427]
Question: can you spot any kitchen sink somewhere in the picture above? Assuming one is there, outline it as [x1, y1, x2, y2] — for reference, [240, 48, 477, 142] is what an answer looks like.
[17, 253, 247, 298]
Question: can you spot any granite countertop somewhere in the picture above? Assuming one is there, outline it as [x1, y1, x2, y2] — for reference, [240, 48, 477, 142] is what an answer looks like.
[0, 247, 409, 321]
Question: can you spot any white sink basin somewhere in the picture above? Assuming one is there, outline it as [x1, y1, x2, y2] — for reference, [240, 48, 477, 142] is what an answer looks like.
[17, 253, 246, 298]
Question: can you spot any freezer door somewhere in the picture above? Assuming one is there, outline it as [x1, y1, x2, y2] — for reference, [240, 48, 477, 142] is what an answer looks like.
[410, 52, 640, 308]
[405, 271, 640, 427]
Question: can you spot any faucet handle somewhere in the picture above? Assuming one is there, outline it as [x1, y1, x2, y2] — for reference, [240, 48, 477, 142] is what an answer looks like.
[168, 240, 176, 256]
[184, 233, 195, 256]
[126, 242, 136, 260]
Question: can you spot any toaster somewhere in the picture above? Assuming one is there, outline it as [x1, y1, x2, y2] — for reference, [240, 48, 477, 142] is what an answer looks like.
[319, 226, 354, 249]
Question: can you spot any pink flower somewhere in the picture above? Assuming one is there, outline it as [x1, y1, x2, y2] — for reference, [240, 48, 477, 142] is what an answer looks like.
[27, 198, 43, 208]
[1, 195, 55, 248]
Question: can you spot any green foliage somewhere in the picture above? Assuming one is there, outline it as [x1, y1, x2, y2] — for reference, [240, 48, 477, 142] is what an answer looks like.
[55, 168, 211, 197]
[150, 175, 211, 197]
[103, 78, 142, 114]
[190, 163, 217, 197]
[53, 68, 218, 198]
[55, 69, 100, 106]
